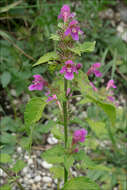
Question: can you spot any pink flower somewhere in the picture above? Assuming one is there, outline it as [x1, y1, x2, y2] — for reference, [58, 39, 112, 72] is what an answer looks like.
[107, 96, 115, 102]
[106, 80, 117, 90]
[64, 20, 83, 41]
[47, 94, 57, 102]
[58, 5, 75, 22]
[89, 82, 98, 92]
[28, 75, 47, 91]
[72, 129, 87, 144]
[58, 5, 70, 22]
[74, 148, 79, 153]
[87, 63, 102, 77]
[60, 60, 78, 80]
[76, 63, 82, 70]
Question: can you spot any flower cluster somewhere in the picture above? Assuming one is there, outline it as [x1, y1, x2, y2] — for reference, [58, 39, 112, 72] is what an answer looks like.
[72, 129, 87, 153]
[87, 63, 102, 77]
[73, 129, 87, 144]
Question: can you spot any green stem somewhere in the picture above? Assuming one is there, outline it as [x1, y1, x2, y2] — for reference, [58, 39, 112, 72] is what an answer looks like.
[0, 165, 25, 190]
[63, 78, 68, 183]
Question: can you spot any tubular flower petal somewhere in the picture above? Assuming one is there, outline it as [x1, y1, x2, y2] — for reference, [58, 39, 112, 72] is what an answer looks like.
[89, 82, 98, 92]
[64, 20, 83, 41]
[76, 63, 82, 70]
[47, 94, 57, 102]
[28, 75, 47, 91]
[58, 5, 71, 22]
[60, 60, 78, 80]
[106, 80, 117, 90]
[87, 63, 102, 77]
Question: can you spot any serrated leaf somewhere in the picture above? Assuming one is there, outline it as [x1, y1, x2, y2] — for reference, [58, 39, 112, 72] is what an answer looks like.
[50, 166, 64, 179]
[39, 120, 56, 133]
[86, 119, 107, 138]
[41, 144, 65, 164]
[49, 34, 60, 41]
[0, 153, 12, 163]
[24, 97, 47, 127]
[64, 154, 74, 171]
[33, 52, 58, 66]
[11, 160, 26, 173]
[51, 125, 64, 140]
[1, 71, 11, 87]
[87, 95, 116, 126]
[62, 176, 100, 190]
[69, 41, 96, 56]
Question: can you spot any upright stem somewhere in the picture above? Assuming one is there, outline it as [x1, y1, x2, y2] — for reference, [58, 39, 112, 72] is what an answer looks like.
[63, 78, 68, 183]
[0, 165, 25, 190]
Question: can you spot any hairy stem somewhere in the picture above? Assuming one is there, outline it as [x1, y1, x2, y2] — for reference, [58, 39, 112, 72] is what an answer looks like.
[0, 165, 25, 190]
[63, 78, 68, 183]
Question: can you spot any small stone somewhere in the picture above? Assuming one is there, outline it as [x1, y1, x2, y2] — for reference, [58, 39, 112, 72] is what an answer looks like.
[47, 135, 58, 145]
[41, 161, 53, 169]
[22, 166, 29, 174]
[54, 179, 58, 184]
[27, 158, 33, 165]
[34, 175, 42, 182]
[24, 155, 30, 160]
[17, 147, 22, 153]
[26, 173, 32, 179]
[28, 179, 33, 184]
[42, 176, 52, 183]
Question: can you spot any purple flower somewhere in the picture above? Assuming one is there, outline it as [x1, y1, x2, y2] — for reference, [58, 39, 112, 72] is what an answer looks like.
[107, 96, 115, 102]
[60, 60, 78, 80]
[89, 82, 98, 92]
[64, 20, 83, 41]
[87, 63, 102, 77]
[58, 5, 70, 23]
[72, 129, 87, 144]
[47, 94, 57, 102]
[58, 5, 75, 22]
[76, 63, 82, 70]
[106, 80, 117, 90]
[28, 75, 47, 91]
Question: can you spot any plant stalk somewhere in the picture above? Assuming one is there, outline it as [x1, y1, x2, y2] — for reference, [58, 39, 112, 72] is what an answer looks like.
[63, 78, 68, 183]
[0, 165, 25, 190]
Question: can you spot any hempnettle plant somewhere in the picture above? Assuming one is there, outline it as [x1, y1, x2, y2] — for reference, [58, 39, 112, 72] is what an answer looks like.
[24, 5, 117, 190]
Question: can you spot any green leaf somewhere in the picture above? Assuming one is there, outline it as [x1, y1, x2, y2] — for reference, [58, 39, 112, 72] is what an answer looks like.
[33, 52, 58, 66]
[11, 160, 26, 173]
[24, 97, 47, 127]
[0, 153, 12, 163]
[39, 120, 56, 133]
[0, 0, 22, 13]
[49, 34, 60, 41]
[0, 132, 16, 145]
[62, 176, 100, 190]
[64, 154, 74, 171]
[86, 119, 107, 138]
[76, 71, 116, 126]
[69, 41, 96, 56]
[51, 125, 64, 140]
[0, 184, 11, 190]
[41, 144, 65, 164]
[1, 71, 11, 88]
[87, 95, 116, 126]
[50, 166, 64, 179]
